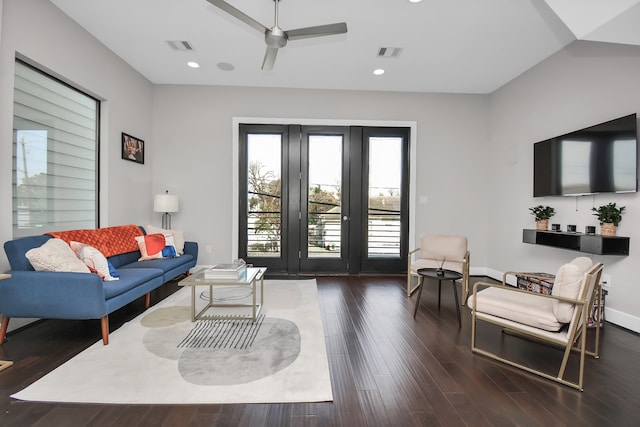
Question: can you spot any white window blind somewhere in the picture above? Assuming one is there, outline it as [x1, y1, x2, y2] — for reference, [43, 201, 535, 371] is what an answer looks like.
[12, 60, 99, 237]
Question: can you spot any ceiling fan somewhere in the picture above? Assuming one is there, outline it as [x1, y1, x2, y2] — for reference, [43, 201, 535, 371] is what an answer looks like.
[206, 0, 347, 70]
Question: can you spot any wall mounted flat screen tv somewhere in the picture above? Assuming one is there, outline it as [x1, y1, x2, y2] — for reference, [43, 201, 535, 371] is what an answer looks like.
[533, 114, 638, 197]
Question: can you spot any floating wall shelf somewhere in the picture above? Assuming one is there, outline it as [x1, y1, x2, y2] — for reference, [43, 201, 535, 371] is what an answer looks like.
[522, 229, 629, 256]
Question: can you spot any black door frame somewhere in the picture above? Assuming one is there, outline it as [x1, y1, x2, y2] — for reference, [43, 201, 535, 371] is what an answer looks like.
[238, 123, 410, 276]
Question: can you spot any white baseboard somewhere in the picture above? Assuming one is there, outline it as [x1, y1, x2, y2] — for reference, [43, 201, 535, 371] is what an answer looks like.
[603, 308, 640, 333]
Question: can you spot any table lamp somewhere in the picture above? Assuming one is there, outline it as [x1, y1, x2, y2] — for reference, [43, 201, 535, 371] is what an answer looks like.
[154, 190, 179, 229]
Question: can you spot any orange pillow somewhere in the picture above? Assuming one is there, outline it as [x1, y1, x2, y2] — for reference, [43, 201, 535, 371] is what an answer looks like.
[135, 234, 166, 261]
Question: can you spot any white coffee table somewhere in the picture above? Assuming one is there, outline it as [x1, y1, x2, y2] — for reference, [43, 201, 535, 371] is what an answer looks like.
[179, 267, 266, 322]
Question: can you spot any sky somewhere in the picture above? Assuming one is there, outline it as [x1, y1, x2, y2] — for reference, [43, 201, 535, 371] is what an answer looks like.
[247, 134, 402, 196]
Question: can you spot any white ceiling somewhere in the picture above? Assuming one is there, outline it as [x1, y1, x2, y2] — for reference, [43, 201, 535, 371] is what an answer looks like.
[50, 0, 640, 94]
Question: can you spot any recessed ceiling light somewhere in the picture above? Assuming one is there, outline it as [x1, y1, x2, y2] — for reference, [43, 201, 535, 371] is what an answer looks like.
[409, 0, 423, 3]
[217, 62, 235, 71]
[187, 61, 200, 69]
[373, 69, 385, 76]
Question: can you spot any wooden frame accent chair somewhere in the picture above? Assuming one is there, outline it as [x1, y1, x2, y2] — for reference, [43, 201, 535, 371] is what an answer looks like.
[468, 257, 603, 391]
[407, 234, 470, 298]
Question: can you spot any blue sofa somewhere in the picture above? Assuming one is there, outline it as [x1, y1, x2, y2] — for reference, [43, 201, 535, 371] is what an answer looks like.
[0, 226, 198, 345]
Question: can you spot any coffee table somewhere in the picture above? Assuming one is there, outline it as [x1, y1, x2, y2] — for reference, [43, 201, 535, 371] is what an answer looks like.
[179, 267, 267, 322]
[413, 268, 463, 327]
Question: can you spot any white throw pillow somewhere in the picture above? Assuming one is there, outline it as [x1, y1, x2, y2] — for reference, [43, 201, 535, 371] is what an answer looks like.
[551, 262, 587, 323]
[25, 238, 90, 273]
[145, 224, 185, 255]
[70, 241, 119, 281]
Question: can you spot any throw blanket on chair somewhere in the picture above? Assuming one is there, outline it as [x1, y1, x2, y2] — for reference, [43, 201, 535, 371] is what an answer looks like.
[47, 225, 143, 257]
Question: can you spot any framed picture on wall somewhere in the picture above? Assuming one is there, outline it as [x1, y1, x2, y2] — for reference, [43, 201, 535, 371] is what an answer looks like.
[121, 132, 144, 164]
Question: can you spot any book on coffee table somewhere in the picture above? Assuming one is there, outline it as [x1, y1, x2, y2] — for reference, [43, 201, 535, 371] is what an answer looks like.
[204, 260, 247, 279]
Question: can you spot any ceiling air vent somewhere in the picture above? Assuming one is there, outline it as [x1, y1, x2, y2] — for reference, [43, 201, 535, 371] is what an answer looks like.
[167, 40, 194, 51]
[377, 47, 403, 58]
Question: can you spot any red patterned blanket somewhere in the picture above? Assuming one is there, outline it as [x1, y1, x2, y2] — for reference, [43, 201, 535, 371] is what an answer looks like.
[47, 225, 143, 258]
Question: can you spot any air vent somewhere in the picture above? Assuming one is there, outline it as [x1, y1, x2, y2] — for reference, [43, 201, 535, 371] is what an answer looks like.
[377, 47, 403, 58]
[167, 40, 194, 51]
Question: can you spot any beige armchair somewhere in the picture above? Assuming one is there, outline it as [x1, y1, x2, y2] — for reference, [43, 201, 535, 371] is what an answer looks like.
[467, 257, 603, 391]
[407, 235, 470, 298]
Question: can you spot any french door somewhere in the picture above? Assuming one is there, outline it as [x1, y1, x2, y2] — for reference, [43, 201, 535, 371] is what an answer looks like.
[239, 124, 409, 276]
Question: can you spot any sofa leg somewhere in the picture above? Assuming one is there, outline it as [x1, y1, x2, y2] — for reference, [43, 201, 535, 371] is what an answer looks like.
[145, 292, 151, 309]
[101, 316, 109, 345]
[0, 316, 9, 344]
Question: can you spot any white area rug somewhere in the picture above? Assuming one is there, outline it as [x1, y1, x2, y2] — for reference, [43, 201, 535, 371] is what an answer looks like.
[12, 279, 333, 404]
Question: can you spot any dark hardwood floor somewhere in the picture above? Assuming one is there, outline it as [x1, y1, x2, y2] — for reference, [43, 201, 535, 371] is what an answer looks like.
[1, 275, 639, 426]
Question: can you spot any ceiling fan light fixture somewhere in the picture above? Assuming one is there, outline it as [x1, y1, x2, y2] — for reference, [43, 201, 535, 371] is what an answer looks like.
[207, 0, 347, 70]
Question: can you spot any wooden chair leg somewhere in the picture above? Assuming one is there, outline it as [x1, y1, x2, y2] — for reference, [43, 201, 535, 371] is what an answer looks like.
[0, 316, 9, 344]
[101, 316, 109, 345]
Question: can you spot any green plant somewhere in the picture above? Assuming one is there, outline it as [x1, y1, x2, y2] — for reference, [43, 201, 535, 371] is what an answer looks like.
[529, 205, 556, 221]
[592, 202, 626, 226]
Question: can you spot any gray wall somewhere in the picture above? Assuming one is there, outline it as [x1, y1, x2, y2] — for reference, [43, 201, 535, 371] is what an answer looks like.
[151, 86, 489, 266]
[0, 0, 154, 260]
[489, 41, 640, 330]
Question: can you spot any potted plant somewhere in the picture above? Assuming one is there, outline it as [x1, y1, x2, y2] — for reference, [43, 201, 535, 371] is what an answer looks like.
[529, 205, 556, 231]
[592, 202, 625, 236]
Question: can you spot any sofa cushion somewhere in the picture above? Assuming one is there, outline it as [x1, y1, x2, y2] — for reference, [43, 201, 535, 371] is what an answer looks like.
[70, 241, 119, 281]
[102, 268, 163, 299]
[120, 254, 194, 274]
[107, 251, 141, 269]
[25, 238, 90, 274]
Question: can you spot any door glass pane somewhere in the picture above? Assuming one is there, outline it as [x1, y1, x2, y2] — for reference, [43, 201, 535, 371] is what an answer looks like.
[308, 135, 342, 258]
[368, 137, 401, 257]
[247, 134, 281, 257]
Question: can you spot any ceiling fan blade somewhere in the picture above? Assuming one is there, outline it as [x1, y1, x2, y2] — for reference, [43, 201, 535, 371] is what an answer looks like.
[286, 22, 347, 41]
[262, 47, 279, 70]
[206, 0, 268, 33]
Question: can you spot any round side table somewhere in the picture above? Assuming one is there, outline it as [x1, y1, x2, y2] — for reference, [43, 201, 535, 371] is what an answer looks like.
[413, 268, 463, 327]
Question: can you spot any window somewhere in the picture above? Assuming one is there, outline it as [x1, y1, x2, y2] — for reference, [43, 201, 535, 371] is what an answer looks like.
[12, 60, 99, 237]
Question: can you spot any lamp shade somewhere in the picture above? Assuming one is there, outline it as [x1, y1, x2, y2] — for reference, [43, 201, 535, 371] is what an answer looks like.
[154, 193, 179, 213]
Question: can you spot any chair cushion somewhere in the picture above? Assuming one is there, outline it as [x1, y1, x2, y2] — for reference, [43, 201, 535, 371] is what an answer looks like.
[419, 235, 467, 263]
[468, 287, 562, 331]
[551, 258, 592, 323]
